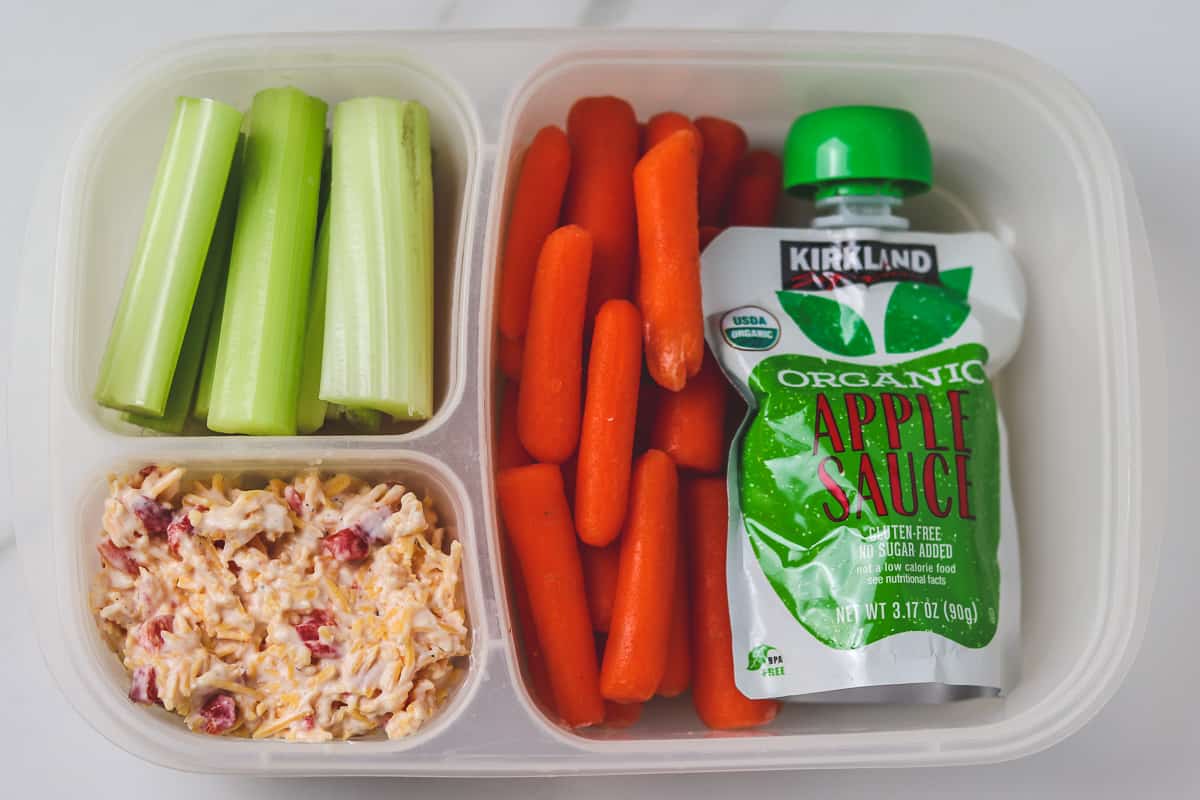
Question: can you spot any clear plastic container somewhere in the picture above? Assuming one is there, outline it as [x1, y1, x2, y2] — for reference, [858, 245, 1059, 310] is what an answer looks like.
[10, 30, 1166, 775]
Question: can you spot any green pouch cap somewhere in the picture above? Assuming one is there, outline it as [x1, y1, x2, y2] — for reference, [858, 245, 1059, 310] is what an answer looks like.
[784, 105, 933, 201]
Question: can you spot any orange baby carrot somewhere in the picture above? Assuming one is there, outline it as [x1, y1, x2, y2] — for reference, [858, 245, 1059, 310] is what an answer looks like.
[694, 116, 748, 226]
[725, 150, 783, 227]
[518, 225, 592, 463]
[657, 541, 691, 697]
[651, 347, 729, 473]
[497, 126, 572, 340]
[603, 699, 643, 729]
[699, 225, 723, 251]
[497, 380, 531, 470]
[576, 299, 643, 546]
[506, 540, 556, 714]
[686, 477, 780, 730]
[644, 111, 701, 156]
[498, 464, 605, 728]
[634, 129, 704, 392]
[582, 540, 621, 632]
[564, 97, 639, 320]
[600, 449, 679, 703]
[497, 334, 523, 380]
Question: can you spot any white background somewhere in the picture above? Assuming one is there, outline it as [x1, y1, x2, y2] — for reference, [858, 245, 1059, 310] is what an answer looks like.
[1, 0, 1196, 796]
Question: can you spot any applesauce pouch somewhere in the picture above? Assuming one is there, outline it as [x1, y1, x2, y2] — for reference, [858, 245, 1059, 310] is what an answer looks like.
[702, 107, 1024, 701]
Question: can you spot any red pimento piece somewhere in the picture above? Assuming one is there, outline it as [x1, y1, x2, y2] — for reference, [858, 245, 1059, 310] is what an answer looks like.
[321, 527, 370, 562]
[98, 539, 140, 577]
[166, 513, 192, 555]
[138, 614, 174, 651]
[199, 693, 237, 735]
[295, 609, 340, 659]
[128, 665, 159, 705]
[131, 494, 173, 535]
[284, 486, 304, 515]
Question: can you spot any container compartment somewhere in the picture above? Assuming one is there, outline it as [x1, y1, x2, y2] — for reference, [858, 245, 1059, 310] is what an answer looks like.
[67, 48, 483, 437]
[480, 43, 1162, 758]
[59, 447, 491, 769]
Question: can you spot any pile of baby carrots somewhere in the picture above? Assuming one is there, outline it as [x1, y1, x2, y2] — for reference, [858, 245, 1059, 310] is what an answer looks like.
[495, 97, 783, 731]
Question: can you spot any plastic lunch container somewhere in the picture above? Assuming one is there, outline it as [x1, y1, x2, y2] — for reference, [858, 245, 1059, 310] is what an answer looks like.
[8, 29, 1166, 776]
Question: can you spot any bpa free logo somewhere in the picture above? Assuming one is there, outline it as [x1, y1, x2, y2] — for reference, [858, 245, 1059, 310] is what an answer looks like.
[747, 644, 785, 677]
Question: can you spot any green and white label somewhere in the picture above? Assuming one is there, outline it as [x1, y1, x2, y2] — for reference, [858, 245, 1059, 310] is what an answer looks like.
[721, 306, 781, 351]
[701, 227, 1025, 700]
[742, 344, 1000, 650]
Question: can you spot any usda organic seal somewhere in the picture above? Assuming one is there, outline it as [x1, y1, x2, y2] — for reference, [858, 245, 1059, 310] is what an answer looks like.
[721, 306, 780, 351]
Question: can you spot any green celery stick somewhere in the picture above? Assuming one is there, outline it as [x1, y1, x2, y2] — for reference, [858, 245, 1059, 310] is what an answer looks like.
[94, 97, 243, 416]
[327, 404, 383, 433]
[192, 273, 224, 421]
[192, 135, 248, 422]
[295, 204, 332, 434]
[320, 98, 434, 420]
[207, 87, 327, 435]
[124, 135, 246, 433]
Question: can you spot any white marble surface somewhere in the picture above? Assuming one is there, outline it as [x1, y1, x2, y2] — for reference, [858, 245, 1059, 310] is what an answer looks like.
[2, 0, 1197, 795]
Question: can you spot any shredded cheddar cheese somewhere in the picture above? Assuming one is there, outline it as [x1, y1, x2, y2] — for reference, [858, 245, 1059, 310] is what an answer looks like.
[90, 466, 469, 742]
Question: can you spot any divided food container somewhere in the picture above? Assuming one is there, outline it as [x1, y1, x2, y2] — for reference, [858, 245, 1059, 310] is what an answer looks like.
[9, 30, 1166, 775]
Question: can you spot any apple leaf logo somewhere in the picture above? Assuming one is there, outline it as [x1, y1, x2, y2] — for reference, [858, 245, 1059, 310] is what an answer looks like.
[776, 292, 875, 357]
[883, 267, 973, 354]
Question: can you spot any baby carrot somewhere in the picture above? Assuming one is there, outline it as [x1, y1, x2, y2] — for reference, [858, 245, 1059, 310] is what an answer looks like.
[506, 540, 556, 714]
[725, 150, 783, 227]
[643, 112, 701, 157]
[600, 449, 679, 703]
[497, 334, 523, 380]
[603, 699, 643, 729]
[686, 477, 780, 730]
[582, 541, 621, 632]
[497, 126, 572, 340]
[634, 129, 704, 392]
[699, 225, 723, 251]
[518, 225, 593, 463]
[651, 347, 729, 473]
[564, 97, 639, 320]
[497, 380, 531, 470]
[694, 116, 748, 226]
[498, 464, 605, 728]
[657, 539, 691, 697]
[576, 299, 643, 546]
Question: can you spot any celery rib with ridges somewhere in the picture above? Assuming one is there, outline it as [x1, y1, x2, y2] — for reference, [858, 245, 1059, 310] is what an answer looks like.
[321, 98, 434, 421]
[193, 130, 248, 423]
[94, 97, 243, 416]
[125, 135, 245, 433]
[207, 87, 327, 435]
[294, 204, 332, 433]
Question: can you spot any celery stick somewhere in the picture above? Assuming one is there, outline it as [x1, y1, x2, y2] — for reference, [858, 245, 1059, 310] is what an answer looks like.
[295, 205, 331, 434]
[320, 98, 434, 420]
[206, 88, 327, 435]
[94, 97, 243, 416]
[191, 276, 223, 421]
[193, 132, 248, 422]
[124, 135, 245, 433]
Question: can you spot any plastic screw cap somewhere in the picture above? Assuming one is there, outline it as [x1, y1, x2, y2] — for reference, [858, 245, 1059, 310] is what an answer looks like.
[784, 105, 933, 200]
